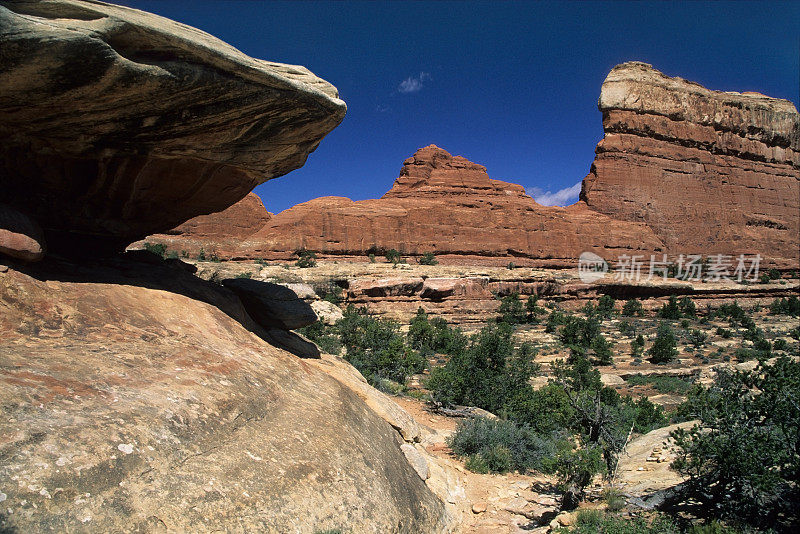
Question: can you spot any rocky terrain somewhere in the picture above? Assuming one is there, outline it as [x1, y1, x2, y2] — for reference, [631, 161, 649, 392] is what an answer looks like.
[143, 63, 799, 270]
[0, 2, 461, 532]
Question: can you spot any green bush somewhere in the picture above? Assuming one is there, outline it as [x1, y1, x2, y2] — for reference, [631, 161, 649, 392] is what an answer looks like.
[558, 315, 601, 349]
[337, 306, 424, 387]
[769, 296, 800, 316]
[418, 252, 438, 265]
[497, 292, 525, 324]
[448, 417, 559, 474]
[298, 321, 342, 355]
[625, 374, 693, 395]
[407, 308, 466, 356]
[426, 322, 539, 414]
[686, 329, 707, 349]
[621, 298, 645, 317]
[671, 357, 800, 528]
[545, 310, 567, 333]
[143, 242, 167, 258]
[554, 509, 680, 533]
[295, 249, 317, 268]
[597, 295, 616, 318]
[648, 323, 678, 364]
[526, 294, 545, 324]
[658, 296, 683, 320]
[774, 338, 788, 351]
[716, 327, 732, 339]
[384, 249, 401, 264]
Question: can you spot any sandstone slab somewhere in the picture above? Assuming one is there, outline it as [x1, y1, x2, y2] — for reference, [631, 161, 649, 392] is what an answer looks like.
[0, 0, 345, 255]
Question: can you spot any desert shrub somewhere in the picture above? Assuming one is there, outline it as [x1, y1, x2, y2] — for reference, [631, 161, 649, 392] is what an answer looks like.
[618, 320, 636, 337]
[671, 357, 800, 529]
[426, 322, 538, 414]
[367, 253, 376, 263]
[680, 319, 691, 329]
[658, 295, 683, 320]
[407, 308, 466, 356]
[526, 294, 545, 323]
[631, 334, 646, 357]
[590, 334, 614, 366]
[630, 396, 667, 433]
[545, 310, 567, 333]
[774, 338, 788, 351]
[384, 249, 401, 264]
[602, 486, 626, 513]
[418, 252, 438, 265]
[791, 326, 800, 341]
[625, 374, 693, 395]
[716, 327, 732, 339]
[558, 315, 601, 349]
[197, 247, 206, 260]
[143, 242, 167, 258]
[769, 296, 800, 316]
[508, 381, 575, 434]
[712, 301, 748, 326]
[337, 306, 424, 386]
[298, 321, 342, 355]
[295, 249, 317, 268]
[596, 295, 616, 319]
[552, 439, 605, 509]
[621, 298, 645, 317]
[686, 329, 707, 349]
[679, 296, 697, 317]
[507, 261, 516, 270]
[235, 271, 252, 279]
[448, 417, 559, 474]
[649, 323, 678, 364]
[767, 268, 781, 280]
[497, 292, 525, 324]
[553, 509, 680, 534]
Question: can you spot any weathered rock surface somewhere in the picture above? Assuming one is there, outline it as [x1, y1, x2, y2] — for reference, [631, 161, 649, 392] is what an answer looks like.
[0, 0, 345, 255]
[0, 204, 45, 262]
[582, 62, 799, 268]
[145, 64, 799, 270]
[221, 278, 318, 331]
[0, 257, 450, 532]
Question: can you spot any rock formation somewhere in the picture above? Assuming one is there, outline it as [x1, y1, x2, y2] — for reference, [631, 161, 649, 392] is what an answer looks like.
[0, 256, 450, 532]
[0, 0, 345, 256]
[582, 61, 799, 268]
[145, 63, 799, 270]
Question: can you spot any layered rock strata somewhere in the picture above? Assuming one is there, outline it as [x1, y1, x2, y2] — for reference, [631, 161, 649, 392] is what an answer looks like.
[0, 0, 345, 256]
[145, 63, 799, 269]
[582, 61, 799, 268]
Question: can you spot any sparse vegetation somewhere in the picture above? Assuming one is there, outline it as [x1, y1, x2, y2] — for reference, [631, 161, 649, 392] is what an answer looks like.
[671, 357, 800, 529]
[295, 249, 317, 268]
[418, 252, 438, 265]
[385, 248, 401, 264]
[622, 298, 645, 317]
[649, 322, 678, 364]
[143, 242, 167, 257]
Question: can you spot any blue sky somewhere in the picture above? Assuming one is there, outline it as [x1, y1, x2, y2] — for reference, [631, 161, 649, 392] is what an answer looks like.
[119, 1, 799, 213]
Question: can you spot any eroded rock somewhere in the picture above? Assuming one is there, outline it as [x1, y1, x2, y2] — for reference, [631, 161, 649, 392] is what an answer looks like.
[222, 278, 318, 331]
[0, 0, 345, 255]
[0, 204, 45, 262]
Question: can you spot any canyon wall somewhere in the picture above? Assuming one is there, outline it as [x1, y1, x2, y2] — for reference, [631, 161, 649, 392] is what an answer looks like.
[147, 63, 799, 269]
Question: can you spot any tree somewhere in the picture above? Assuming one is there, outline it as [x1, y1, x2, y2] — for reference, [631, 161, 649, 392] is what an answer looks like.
[648, 322, 678, 364]
[658, 295, 682, 320]
[498, 293, 525, 324]
[295, 249, 317, 268]
[596, 295, 616, 319]
[526, 294, 545, 324]
[384, 249, 401, 264]
[426, 322, 539, 414]
[622, 298, 645, 317]
[671, 357, 800, 528]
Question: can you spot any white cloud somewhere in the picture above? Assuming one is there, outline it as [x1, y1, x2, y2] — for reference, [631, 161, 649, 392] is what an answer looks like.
[398, 72, 431, 93]
[530, 181, 582, 206]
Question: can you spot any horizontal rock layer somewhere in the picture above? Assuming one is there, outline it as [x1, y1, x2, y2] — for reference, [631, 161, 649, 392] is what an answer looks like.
[146, 63, 799, 269]
[0, 0, 345, 255]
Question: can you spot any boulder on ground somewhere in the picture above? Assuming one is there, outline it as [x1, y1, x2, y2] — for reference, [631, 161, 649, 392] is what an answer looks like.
[0, 204, 45, 262]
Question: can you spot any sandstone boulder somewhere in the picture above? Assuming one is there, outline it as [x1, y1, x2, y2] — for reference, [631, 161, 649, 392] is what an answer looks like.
[221, 278, 318, 331]
[0, 257, 449, 532]
[0, 204, 45, 262]
[311, 299, 345, 326]
[0, 0, 345, 255]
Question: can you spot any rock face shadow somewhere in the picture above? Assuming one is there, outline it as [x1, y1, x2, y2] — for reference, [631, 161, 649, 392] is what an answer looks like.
[7, 250, 320, 358]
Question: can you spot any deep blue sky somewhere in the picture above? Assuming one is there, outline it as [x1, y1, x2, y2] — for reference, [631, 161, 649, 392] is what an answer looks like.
[119, 1, 799, 212]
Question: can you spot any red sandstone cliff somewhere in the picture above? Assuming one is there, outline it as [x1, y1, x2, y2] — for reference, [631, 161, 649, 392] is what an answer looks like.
[144, 63, 800, 268]
[582, 62, 799, 267]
